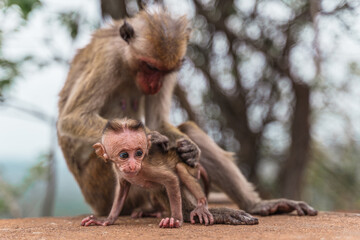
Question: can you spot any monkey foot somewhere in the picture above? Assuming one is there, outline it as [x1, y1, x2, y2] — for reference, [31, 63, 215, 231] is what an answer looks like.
[131, 209, 163, 218]
[190, 206, 214, 225]
[81, 215, 113, 226]
[249, 199, 318, 216]
[210, 208, 259, 225]
[158, 217, 182, 228]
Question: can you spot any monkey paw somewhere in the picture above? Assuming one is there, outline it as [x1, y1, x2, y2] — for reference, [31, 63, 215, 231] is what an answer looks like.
[158, 217, 182, 228]
[190, 206, 214, 225]
[149, 131, 169, 152]
[210, 208, 258, 225]
[176, 138, 201, 167]
[249, 199, 318, 216]
[81, 215, 113, 226]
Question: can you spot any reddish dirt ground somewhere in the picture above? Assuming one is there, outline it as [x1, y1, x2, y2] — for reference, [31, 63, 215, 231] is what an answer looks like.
[1, 206, 359, 240]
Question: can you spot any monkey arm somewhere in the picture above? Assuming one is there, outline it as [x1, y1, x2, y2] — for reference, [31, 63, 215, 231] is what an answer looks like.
[58, 113, 107, 142]
[159, 174, 183, 228]
[146, 168, 183, 228]
[58, 72, 115, 142]
[106, 179, 131, 223]
[81, 178, 131, 226]
[143, 75, 200, 167]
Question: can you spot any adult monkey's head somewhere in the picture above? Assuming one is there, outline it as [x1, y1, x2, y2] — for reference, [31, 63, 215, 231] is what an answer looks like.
[119, 7, 191, 95]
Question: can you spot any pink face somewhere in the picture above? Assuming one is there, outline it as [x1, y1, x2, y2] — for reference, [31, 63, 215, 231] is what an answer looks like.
[102, 130, 148, 177]
[135, 57, 181, 95]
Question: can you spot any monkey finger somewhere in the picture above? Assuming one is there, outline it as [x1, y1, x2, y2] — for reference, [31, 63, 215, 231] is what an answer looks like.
[102, 221, 111, 226]
[177, 143, 196, 152]
[299, 202, 318, 216]
[209, 213, 215, 225]
[159, 218, 165, 227]
[185, 157, 198, 167]
[174, 220, 181, 228]
[290, 202, 305, 216]
[84, 219, 97, 226]
[190, 212, 196, 224]
[180, 152, 197, 161]
[81, 216, 92, 226]
[198, 213, 203, 224]
[169, 218, 175, 228]
[202, 213, 209, 225]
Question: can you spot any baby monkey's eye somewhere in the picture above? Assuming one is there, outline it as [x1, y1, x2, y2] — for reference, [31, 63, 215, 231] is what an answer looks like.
[119, 152, 129, 159]
[135, 150, 143, 157]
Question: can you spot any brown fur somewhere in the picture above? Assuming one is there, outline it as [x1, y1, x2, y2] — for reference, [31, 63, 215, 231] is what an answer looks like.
[57, 9, 193, 216]
[81, 119, 212, 228]
[58, 7, 316, 222]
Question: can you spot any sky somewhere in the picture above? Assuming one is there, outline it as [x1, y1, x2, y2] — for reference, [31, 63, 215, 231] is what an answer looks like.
[0, 0, 100, 161]
[1, 0, 360, 164]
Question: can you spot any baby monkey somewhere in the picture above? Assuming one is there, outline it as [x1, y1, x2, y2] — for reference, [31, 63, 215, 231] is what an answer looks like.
[81, 118, 213, 228]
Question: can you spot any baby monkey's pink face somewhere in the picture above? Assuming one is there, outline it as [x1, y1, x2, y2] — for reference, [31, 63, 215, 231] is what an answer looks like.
[102, 130, 148, 177]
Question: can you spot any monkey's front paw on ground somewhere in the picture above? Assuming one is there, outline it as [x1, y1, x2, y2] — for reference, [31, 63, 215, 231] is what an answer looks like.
[158, 217, 182, 228]
[211, 208, 258, 225]
[150, 131, 169, 152]
[176, 138, 200, 167]
[190, 206, 214, 225]
[250, 199, 318, 216]
[81, 215, 113, 226]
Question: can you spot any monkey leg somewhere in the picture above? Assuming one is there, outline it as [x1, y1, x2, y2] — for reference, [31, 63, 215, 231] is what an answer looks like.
[177, 122, 318, 216]
[176, 163, 213, 225]
[177, 122, 261, 212]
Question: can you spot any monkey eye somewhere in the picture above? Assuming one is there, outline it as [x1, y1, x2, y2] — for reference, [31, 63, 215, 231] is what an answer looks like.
[135, 150, 143, 157]
[145, 62, 159, 72]
[119, 152, 129, 159]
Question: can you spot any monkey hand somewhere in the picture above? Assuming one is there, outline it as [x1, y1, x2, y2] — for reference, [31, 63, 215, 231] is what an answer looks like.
[159, 217, 183, 228]
[209, 208, 258, 225]
[249, 199, 318, 216]
[176, 138, 201, 167]
[149, 131, 170, 152]
[190, 205, 214, 226]
[81, 215, 114, 226]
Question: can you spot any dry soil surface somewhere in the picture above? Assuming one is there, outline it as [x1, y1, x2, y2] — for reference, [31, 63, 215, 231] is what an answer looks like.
[0, 208, 359, 240]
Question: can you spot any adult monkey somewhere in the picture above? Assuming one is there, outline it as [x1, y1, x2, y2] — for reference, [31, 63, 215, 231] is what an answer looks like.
[57, 7, 317, 221]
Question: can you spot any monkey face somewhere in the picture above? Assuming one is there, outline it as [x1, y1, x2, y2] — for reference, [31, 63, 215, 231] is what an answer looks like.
[102, 130, 148, 176]
[136, 63, 164, 95]
[135, 56, 183, 95]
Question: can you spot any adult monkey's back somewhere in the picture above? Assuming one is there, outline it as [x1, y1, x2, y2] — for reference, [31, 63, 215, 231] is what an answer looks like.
[57, 7, 317, 220]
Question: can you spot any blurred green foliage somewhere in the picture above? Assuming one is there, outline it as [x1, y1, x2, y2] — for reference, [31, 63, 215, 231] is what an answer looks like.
[3, 0, 41, 19]
[58, 11, 81, 40]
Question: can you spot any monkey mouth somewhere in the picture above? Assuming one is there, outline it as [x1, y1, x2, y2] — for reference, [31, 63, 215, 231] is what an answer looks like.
[123, 171, 139, 177]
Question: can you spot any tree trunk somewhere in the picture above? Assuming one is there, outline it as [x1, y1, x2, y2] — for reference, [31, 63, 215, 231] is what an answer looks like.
[279, 82, 311, 199]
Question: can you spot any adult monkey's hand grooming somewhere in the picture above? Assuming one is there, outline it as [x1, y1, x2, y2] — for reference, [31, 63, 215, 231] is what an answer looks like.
[57, 6, 317, 221]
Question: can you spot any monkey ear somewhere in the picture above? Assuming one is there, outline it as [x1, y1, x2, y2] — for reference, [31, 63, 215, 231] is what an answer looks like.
[146, 135, 152, 154]
[93, 143, 109, 162]
[120, 21, 135, 44]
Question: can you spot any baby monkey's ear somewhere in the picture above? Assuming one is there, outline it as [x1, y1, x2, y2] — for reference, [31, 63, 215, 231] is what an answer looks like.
[93, 143, 109, 162]
[146, 135, 153, 154]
